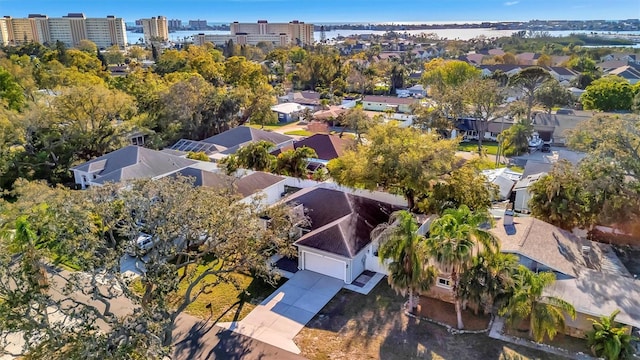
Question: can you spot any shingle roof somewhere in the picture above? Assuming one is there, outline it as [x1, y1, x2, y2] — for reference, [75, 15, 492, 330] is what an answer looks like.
[292, 134, 354, 161]
[201, 126, 292, 149]
[289, 188, 402, 257]
[169, 167, 234, 189]
[234, 172, 285, 198]
[72, 146, 196, 184]
[491, 217, 626, 278]
[608, 66, 640, 79]
[545, 269, 640, 328]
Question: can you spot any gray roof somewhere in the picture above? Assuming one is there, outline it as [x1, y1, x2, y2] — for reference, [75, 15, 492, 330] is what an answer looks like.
[169, 167, 234, 189]
[491, 216, 629, 278]
[202, 126, 292, 149]
[234, 172, 285, 198]
[289, 188, 402, 258]
[522, 161, 553, 178]
[545, 269, 640, 328]
[492, 175, 517, 200]
[513, 172, 546, 190]
[492, 216, 640, 327]
[72, 146, 196, 184]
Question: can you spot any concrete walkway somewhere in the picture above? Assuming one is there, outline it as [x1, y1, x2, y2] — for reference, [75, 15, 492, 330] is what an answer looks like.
[218, 270, 343, 354]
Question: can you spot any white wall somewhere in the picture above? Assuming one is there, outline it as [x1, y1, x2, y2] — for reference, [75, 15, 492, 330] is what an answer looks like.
[514, 188, 532, 213]
[349, 247, 368, 283]
[365, 243, 390, 275]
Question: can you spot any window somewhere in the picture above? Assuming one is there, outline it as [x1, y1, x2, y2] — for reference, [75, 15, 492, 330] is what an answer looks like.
[436, 277, 451, 289]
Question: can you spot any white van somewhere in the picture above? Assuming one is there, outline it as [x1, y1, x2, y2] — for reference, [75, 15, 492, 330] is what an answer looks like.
[126, 233, 156, 256]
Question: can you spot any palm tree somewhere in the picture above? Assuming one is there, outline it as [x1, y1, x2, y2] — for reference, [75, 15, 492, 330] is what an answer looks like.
[372, 211, 437, 312]
[499, 266, 576, 342]
[457, 252, 519, 315]
[426, 205, 498, 329]
[274, 146, 317, 178]
[500, 118, 534, 156]
[586, 310, 637, 360]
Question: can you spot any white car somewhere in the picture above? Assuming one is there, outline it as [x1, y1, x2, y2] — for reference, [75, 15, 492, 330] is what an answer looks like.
[126, 233, 156, 256]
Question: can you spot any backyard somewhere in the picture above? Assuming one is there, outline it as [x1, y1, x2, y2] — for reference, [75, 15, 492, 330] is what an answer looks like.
[458, 141, 500, 156]
[295, 281, 567, 360]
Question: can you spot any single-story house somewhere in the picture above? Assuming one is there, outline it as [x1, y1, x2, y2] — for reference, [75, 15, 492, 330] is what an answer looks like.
[171, 168, 286, 206]
[532, 112, 592, 145]
[71, 145, 197, 189]
[397, 84, 427, 98]
[607, 66, 640, 85]
[455, 117, 515, 142]
[273, 133, 354, 173]
[271, 102, 307, 123]
[491, 216, 640, 337]
[278, 91, 322, 111]
[362, 95, 417, 114]
[286, 187, 403, 284]
[167, 126, 294, 161]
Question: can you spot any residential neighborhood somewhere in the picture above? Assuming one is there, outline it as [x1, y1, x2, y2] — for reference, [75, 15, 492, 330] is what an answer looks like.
[1, 5, 640, 360]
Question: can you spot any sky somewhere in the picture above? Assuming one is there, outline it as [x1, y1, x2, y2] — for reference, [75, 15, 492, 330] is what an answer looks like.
[1, 0, 638, 23]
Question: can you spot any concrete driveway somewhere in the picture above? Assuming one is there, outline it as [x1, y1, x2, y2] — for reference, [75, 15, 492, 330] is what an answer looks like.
[218, 270, 343, 354]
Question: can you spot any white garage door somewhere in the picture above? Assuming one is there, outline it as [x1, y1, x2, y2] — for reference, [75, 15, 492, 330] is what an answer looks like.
[304, 252, 345, 281]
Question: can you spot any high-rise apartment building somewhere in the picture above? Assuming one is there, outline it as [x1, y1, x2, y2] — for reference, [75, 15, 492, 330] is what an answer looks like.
[141, 16, 169, 43]
[193, 20, 314, 47]
[0, 13, 126, 48]
[188, 19, 207, 30]
[168, 19, 182, 30]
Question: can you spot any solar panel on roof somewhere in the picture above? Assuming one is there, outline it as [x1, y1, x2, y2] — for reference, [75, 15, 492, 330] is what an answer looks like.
[169, 139, 219, 154]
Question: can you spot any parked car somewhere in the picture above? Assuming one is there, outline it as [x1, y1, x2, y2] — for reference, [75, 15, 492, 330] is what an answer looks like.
[126, 233, 156, 256]
[541, 144, 551, 153]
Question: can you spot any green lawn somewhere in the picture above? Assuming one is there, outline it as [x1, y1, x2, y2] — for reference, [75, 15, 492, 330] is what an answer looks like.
[284, 129, 313, 136]
[295, 281, 568, 360]
[131, 258, 284, 323]
[458, 141, 500, 156]
[174, 261, 285, 322]
[248, 121, 298, 131]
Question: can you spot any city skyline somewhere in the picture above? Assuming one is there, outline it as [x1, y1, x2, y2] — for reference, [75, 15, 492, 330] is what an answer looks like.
[2, 0, 637, 23]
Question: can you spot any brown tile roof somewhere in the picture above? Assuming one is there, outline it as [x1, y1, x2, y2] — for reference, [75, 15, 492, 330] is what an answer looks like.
[289, 188, 402, 257]
[234, 172, 285, 198]
[292, 134, 354, 161]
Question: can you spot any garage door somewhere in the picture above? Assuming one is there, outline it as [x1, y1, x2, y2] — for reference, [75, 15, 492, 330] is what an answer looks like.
[304, 252, 345, 281]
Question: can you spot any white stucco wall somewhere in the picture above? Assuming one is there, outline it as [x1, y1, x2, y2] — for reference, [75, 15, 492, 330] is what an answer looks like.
[514, 188, 532, 213]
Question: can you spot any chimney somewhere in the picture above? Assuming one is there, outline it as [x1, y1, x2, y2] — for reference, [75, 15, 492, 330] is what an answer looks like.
[503, 209, 514, 226]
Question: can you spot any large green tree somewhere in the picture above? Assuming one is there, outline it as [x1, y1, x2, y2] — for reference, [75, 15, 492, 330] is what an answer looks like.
[509, 66, 552, 121]
[371, 211, 437, 312]
[328, 124, 458, 210]
[0, 177, 301, 358]
[581, 76, 634, 112]
[535, 79, 571, 113]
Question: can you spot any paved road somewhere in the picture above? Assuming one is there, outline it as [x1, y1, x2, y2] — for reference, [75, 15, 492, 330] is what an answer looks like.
[172, 314, 307, 360]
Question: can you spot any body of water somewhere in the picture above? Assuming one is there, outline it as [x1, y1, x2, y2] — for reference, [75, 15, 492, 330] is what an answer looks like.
[125, 29, 640, 45]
